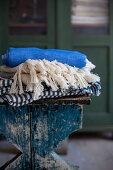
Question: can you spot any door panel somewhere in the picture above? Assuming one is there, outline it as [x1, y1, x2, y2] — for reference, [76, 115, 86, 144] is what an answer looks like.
[8, 0, 55, 49]
[56, 0, 113, 131]
[0, 0, 56, 59]
[9, 0, 47, 36]
[71, 0, 110, 35]
[73, 47, 108, 113]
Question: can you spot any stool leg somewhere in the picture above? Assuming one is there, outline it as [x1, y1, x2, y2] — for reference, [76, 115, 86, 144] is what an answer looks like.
[5, 153, 31, 170]
[31, 104, 82, 170]
[0, 106, 31, 169]
[0, 104, 83, 170]
[33, 150, 79, 170]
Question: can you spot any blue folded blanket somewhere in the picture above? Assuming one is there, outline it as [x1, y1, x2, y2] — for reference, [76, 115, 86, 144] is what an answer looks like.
[2, 47, 87, 68]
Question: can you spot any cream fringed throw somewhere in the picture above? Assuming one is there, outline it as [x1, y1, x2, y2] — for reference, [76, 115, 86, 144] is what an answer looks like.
[0, 59, 100, 100]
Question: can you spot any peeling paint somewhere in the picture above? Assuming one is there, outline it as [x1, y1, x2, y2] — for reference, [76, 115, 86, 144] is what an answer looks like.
[0, 101, 83, 169]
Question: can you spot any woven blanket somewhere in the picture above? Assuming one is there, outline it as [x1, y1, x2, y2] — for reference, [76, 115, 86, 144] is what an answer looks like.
[2, 47, 87, 68]
[0, 59, 101, 107]
[0, 76, 100, 106]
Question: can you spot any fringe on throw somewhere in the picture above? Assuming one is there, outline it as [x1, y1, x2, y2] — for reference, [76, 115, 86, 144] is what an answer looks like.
[8, 59, 100, 100]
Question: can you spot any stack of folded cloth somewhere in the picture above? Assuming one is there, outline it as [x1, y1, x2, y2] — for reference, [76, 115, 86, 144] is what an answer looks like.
[0, 47, 101, 107]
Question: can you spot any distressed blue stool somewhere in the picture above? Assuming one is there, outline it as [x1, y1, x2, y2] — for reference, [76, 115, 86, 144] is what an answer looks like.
[0, 96, 90, 170]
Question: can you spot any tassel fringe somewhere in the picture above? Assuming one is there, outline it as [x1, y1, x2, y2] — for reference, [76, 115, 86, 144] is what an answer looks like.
[9, 59, 100, 100]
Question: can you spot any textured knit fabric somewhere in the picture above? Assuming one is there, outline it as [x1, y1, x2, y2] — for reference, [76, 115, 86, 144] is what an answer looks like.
[2, 47, 87, 68]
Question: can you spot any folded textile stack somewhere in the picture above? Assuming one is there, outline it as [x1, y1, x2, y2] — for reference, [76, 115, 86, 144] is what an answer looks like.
[0, 48, 101, 107]
[71, 0, 109, 25]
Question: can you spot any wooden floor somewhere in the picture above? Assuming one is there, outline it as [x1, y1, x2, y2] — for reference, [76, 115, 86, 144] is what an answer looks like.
[0, 133, 113, 170]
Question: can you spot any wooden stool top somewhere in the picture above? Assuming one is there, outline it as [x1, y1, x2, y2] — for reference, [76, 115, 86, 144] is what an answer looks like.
[28, 95, 90, 105]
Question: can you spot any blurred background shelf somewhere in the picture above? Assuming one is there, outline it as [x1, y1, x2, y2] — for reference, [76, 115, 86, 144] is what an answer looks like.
[9, 23, 46, 35]
[9, 23, 46, 27]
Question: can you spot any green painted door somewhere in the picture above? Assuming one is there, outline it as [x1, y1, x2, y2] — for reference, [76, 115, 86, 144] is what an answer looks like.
[0, 1, 8, 60]
[56, 0, 113, 131]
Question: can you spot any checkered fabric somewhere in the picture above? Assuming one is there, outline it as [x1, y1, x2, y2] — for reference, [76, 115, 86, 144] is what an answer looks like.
[0, 77, 101, 107]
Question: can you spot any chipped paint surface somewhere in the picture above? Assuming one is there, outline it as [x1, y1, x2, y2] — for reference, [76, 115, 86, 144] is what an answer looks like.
[0, 102, 82, 170]
[31, 104, 82, 170]
[0, 106, 31, 169]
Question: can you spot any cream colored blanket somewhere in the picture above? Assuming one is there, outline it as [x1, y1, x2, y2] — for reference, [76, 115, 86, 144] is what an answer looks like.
[0, 59, 100, 100]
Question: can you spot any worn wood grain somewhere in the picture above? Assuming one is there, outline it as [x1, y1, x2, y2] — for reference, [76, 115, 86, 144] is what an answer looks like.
[0, 97, 88, 169]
